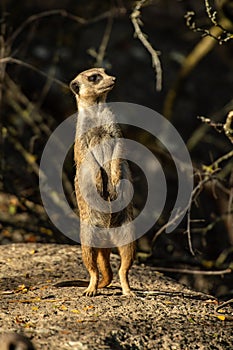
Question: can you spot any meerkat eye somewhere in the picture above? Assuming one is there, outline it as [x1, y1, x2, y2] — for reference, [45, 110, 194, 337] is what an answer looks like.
[87, 74, 103, 83]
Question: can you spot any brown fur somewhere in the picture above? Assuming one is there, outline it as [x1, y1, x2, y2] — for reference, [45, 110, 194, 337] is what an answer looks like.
[70, 68, 135, 296]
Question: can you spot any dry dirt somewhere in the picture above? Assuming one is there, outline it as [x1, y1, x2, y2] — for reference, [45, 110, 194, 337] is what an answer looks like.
[0, 243, 232, 350]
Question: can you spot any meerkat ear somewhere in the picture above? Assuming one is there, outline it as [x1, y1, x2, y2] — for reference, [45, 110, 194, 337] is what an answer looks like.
[70, 80, 80, 95]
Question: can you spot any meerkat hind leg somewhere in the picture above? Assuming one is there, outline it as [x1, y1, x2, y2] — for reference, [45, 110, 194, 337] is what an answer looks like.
[81, 246, 99, 296]
[118, 242, 135, 296]
[97, 248, 113, 288]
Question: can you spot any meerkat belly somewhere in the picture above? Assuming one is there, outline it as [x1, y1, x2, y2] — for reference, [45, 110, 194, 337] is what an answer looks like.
[75, 141, 130, 228]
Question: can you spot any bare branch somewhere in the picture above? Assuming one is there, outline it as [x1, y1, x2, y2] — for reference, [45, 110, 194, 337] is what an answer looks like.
[7, 8, 126, 46]
[210, 150, 233, 170]
[164, 5, 233, 119]
[215, 299, 233, 320]
[130, 0, 162, 91]
[152, 170, 220, 255]
[197, 112, 233, 168]
[197, 116, 223, 133]
[0, 57, 68, 89]
[88, 16, 114, 67]
[224, 110, 233, 143]
[8, 10, 86, 45]
[187, 101, 233, 151]
[151, 266, 231, 275]
[0, 21, 9, 189]
[7, 126, 75, 217]
[4, 76, 76, 208]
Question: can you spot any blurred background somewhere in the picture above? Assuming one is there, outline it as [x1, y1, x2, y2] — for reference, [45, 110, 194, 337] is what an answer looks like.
[0, 0, 233, 298]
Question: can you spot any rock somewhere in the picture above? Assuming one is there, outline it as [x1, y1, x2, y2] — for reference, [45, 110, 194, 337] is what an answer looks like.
[0, 333, 35, 350]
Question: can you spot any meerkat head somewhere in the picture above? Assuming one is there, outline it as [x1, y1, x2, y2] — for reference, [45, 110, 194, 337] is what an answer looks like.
[70, 68, 116, 106]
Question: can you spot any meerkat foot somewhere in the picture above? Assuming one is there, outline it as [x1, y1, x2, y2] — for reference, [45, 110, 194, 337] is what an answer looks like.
[118, 243, 135, 297]
[122, 289, 135, 297]
[83, 287, 98, 297]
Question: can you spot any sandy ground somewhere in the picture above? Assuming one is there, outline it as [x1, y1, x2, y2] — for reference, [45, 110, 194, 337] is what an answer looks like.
[0, 243, 232, 350]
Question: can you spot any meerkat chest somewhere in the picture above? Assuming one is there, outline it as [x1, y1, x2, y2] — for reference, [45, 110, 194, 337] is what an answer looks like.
[86, 125, 118, 147]
[75, 107, 123, 167]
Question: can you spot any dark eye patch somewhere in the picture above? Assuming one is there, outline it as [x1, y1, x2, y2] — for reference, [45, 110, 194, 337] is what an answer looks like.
[87, 74, 103, 83]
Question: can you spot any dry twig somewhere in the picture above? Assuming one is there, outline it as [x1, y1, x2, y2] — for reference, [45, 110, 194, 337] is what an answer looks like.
[0, 57, 68, 89]
[151, 266, 231, 275]
[152, 169, 221, 255]
[187, 100, 233, 151]
[224, 111, 233, 143]
[164, 2, 233, 119]
[131, 0, 162, 91]
[7, 7, 126, 47]
[88, 16, 114, 67]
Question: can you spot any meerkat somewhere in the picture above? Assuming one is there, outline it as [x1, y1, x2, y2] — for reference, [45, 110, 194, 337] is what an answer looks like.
[70, 68, 135, 296]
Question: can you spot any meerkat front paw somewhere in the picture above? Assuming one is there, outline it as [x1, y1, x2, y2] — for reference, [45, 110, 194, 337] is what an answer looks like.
[83, 287, 98, 297]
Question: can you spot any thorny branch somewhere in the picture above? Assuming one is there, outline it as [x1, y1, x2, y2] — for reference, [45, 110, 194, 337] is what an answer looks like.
[198, 110, 233, 145]
[224, 111, 233, 144]
[185, 0, 233, 44]
[130, 0, 162, 91]
[164, 1, 233, 119]
[197, 111, 233, 247]
[187, 101, 233, 151]
[205, 0, 218, 25]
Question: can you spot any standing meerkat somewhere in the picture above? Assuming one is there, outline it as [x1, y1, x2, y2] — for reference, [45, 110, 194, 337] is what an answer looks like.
[70, 68, 135, 296]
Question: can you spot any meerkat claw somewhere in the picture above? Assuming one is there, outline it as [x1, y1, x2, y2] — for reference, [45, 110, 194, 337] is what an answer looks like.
[83, 288, 97, 297]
